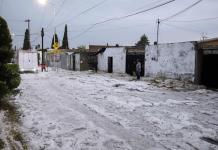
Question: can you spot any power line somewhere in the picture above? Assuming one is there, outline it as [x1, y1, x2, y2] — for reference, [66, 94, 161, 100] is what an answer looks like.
[15, 33, 39, 37]
[71, 0, 175, 39]
[157, 0, 202, 44]
[68, 23, 152, 33]
[167, 16, 218, 22]
[45, 0, 68, 29]
[31, 6, 48, 47]
[161, 0, 202, 22]
[6, 19, 25, 22]
[53, 0, 108, 29]
[97, 0, 175, 25]
[162, 22, 202, 33]
[127, 0, 166, 13]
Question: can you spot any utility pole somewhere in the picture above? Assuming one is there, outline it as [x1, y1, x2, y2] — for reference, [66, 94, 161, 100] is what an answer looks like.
[25, 19, 31, 32]
[41, 28, 45, 72]
[25, 19, 31, 50]
[156, 18, 160, 45]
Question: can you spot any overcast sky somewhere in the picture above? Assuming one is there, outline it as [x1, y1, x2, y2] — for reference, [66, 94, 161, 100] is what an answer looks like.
[1, 0, 218, 49]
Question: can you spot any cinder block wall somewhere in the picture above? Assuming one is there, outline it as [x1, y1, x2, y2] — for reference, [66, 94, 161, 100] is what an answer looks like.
[145, 42, 196, 81]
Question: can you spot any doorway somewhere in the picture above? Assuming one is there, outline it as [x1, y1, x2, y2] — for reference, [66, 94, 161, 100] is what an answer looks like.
[73, 55, 76, 71]
[202, 54, 218, 88]
[126, 54, 144, 76]
[108, 57, 113, 73]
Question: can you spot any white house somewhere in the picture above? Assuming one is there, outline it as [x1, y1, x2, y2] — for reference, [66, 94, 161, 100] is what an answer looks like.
[98, 47, 126, 73]
[145, 42, 196, 81]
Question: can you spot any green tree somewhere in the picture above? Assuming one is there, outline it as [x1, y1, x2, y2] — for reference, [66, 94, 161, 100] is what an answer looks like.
[51, 33, 59, 49]
[23, 29, 31, 50]
[135, 34, 149, 48]
[77, 45, 86, 52]
[77, 45, 86, 49]
[0, 16, 20, 99]
[61, 25, 69, 49]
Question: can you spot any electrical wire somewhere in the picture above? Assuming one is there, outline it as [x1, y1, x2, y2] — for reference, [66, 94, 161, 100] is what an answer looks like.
[162, 22, 202, 33]
[70, 0, 175, 39]
[53, 0, 108, 29]
[167, 16, 218, 22]
[45, 0, 68, 29]
[31, 5, 48, 46]
[15, 33, 39, 36]
[127, 0, 167, 13]
[161, 0, 202, 22]
[6, 19, 25, 22]
[68, 23, 152, 33]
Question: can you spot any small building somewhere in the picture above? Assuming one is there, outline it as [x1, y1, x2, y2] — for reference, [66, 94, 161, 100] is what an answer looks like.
[18, 50, 38, 72]
[98, 47, 126, 73]
[96, 46, 145, 75]
[145, 38, 218, 87]
[47, 49, 97, 71]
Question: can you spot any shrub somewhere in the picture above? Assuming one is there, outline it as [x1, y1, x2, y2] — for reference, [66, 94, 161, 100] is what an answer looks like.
[0, 81, 9, 99]
[0, 138, 5, 149]
[4, 64, 21, 90]
[0, 16, 20, 100]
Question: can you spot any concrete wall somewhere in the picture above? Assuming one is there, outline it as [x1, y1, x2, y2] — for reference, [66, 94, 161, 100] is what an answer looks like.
[145, 42, 196, 81]
[18, 50, 38, 72]
[60, 53, 75, 70]
[46, 53, 61, 68]
[75, 53, 80, 71]
[60, 54, 68, 70]
[98, 47, 126, 73]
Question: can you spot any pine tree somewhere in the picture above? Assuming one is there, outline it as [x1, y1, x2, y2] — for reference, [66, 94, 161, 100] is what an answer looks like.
[23, 29, 31, 50]
[135, 34, 149, 48]
[0, 16, 20, 99]
[62, 25, 69, 49]
[0, 16, 13, 65]
[51, 33, 59, 49]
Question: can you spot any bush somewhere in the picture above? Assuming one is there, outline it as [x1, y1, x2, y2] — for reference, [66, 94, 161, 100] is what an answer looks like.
[0, 17, 20, 100]
[0, 64, 21, 99]
[0, 81, 9, 99]
[0, 138, 5, 149]
[0, 64, 21, 90]
[0, 46, 14, 65]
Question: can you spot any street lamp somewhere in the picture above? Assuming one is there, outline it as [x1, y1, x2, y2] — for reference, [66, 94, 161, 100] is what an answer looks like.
[37, 0, 58, 71]
[37, 0, 48, 6]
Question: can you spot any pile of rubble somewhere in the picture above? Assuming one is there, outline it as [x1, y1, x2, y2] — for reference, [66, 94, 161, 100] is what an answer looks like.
[146, 77, 206, 91]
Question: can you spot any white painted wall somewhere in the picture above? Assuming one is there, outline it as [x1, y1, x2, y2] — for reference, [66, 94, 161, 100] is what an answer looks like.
[145, 42, 196, 80]
[75, 53, 80, 71]
[18, 50, 38, 72]
[98, 47, 126, 73]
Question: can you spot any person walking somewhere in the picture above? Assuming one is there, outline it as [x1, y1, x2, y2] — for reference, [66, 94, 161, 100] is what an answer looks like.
[136, 59, 141, 80]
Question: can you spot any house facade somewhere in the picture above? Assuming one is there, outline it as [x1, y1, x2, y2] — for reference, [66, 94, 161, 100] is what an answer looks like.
[47, 49, 97, 71]
[98, 47, 126, 73]
[145, 38, 218, 87]
[145, 42, 196, 81]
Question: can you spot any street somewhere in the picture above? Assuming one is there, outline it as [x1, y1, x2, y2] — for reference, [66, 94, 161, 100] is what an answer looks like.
[15, 69, 218, 150]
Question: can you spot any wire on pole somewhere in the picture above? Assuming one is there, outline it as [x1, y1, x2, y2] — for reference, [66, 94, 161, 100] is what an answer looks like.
[70, 0, 175, 40]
